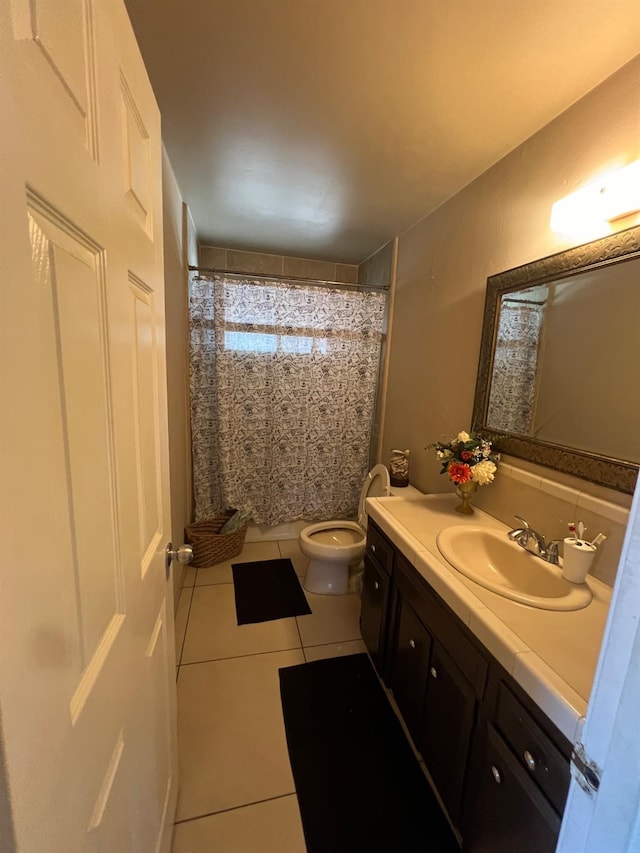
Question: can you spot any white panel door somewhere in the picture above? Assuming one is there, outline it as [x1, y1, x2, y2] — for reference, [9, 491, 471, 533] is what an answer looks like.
[0, 1, 177, 850]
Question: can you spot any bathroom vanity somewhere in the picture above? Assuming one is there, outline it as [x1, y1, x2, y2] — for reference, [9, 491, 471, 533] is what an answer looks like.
[361, 494, 612, 851]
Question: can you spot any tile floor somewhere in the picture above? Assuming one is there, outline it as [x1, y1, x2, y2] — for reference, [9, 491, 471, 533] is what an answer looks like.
[171, 539, 366, 852]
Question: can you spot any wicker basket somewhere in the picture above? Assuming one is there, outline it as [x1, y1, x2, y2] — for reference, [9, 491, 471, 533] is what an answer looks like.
[185, 511, 249, 568]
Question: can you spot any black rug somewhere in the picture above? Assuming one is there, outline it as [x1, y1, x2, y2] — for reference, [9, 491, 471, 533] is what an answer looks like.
[232, 558, 312, 625]
[279, 653, 459, 853]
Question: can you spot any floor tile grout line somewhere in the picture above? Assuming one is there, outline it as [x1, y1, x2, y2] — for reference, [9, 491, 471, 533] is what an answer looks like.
[174, 791, 298, 826]
[179, 645, 304, 668]
[176, 583, 196, 669]
[294, 615, 306, 662]
[192, 579, 235, 589]
[301, 637, 365, 651]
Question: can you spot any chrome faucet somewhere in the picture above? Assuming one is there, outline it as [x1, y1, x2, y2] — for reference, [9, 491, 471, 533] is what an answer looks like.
[507, 515, 560, 565]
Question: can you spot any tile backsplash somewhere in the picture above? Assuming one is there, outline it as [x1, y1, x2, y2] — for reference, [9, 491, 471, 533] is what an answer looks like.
[474, 456, 632, 587]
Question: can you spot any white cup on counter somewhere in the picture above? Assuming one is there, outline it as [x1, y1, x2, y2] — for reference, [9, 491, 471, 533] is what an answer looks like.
[562, 538, 596, 584]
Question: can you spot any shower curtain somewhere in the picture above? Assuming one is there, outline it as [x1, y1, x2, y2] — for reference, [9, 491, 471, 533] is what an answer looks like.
[189, 274, 386, 525]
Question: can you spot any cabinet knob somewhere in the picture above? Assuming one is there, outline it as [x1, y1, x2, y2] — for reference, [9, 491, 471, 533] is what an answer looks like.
[370, 544, 376, 553]
[430, 667, 438, 678]
[373, 580, 380, 590]
[409, 639, 416, 649]
[523, 750, 536, 772]
[491, 765, 502, 785]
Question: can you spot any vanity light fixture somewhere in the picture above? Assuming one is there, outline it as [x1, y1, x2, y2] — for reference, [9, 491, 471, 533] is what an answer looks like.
[550, 159, 640, 237]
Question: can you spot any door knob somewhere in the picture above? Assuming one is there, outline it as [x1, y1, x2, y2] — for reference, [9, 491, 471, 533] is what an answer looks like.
[165, 542, 193, 577]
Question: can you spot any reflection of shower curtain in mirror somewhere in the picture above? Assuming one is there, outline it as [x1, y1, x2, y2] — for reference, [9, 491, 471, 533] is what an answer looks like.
[189, 274, 386, 524]
[487, 301, 545, 435]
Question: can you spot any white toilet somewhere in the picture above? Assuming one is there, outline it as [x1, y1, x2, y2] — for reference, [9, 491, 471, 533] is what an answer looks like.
[299, 464, 392, 595]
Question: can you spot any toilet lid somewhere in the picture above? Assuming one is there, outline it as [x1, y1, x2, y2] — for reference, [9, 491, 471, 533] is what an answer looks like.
[358, 464, 391, 528]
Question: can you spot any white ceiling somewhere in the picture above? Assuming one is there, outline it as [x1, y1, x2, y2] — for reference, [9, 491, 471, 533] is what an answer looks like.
[125, 0, 640, 264]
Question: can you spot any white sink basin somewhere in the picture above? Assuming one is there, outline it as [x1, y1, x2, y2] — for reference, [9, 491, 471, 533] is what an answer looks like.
[436, 526, 592, 611]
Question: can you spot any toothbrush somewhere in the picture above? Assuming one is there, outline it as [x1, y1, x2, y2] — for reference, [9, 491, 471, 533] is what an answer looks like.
[577, 522, 586, 541]
[567, 522, 577, 540]
[590, 533, 607, 549]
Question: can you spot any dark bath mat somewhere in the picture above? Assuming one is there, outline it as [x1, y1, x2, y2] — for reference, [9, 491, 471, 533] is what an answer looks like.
[279, 653, 459, 853]
[232, 558, 312, 625]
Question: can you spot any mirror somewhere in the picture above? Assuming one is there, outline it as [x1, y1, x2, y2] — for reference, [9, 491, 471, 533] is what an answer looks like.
[472, 225, 640, 494]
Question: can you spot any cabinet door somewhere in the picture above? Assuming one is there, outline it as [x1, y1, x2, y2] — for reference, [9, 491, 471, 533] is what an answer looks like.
[360, 556, 389, 675]
[391, 599, 432, 747]
[465, 724, 561, 853]
[421, 642, 476, 828]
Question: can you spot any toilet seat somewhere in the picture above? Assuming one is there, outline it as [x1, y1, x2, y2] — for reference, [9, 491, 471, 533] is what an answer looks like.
[300, 520, 366, 563]
[304, 522, 364, 547]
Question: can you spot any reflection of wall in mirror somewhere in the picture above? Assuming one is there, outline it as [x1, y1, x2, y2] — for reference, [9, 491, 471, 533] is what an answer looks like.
[533, 261, 640, 462]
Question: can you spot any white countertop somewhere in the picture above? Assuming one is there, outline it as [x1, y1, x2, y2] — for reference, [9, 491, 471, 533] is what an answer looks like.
[366, 492, 612, 743]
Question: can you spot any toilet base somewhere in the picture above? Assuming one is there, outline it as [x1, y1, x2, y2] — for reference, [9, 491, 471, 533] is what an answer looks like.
[303, 558, 350, 595]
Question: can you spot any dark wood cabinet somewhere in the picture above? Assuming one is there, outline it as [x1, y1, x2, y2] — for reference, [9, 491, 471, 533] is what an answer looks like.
[361, 521, 571, 851]
[360, 555, 390, 676]
[421, 642, 477, 828]
[464, 723, 561, 853]
[390, 599, 431, 746]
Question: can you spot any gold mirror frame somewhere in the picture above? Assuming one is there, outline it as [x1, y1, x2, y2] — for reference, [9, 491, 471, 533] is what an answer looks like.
[472, 225, 640, 495]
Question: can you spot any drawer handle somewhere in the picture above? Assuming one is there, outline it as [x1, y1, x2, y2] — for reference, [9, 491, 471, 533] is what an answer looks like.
[370, 544, 376, 553]
[409, 639, 416, 649]
[491, 765, 502, 785]
[523, 750, 536, 772]
[430, 667, 438, 679]
[373, 581, 380, 590]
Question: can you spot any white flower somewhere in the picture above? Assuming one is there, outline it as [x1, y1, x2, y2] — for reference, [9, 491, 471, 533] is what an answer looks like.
[471, 460, 497, 485]
[436, 450, 444, 459]
[457, 431, 470, 443]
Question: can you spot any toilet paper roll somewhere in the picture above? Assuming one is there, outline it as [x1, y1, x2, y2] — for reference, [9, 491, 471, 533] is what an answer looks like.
[562, 538, 596, 584]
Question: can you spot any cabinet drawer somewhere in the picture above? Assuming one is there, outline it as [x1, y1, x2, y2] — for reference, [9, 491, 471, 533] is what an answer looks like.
[465, 723, 561, 853]
[396, 553, 487, 698]
[366, 522, 394, 576]
[494, 682, 570, 813]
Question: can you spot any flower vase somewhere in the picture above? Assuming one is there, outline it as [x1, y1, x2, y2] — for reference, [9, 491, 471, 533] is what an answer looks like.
[455, 480, 478, 514]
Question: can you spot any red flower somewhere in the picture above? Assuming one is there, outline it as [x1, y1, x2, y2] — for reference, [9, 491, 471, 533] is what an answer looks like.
[460, 450, 473, 461]
[448, 462, 473, 484]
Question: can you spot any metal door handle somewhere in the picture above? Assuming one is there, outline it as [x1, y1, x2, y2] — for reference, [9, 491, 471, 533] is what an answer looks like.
[373, 580, 380, 590]
[430, 667, 438, 678]
[523, 750, 536, 772]
[491, 765, 502, 784]
[370, 544, 376, 553]
[409, 639, 416, 649]
[165, 542, 193, 578]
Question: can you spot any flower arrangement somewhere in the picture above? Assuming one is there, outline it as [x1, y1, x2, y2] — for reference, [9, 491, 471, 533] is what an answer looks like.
[431, 431, 499, 487]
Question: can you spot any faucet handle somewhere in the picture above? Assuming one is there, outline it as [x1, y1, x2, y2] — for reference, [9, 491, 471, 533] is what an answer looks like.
[546, 539, 562, 565]
[513, 515, 531, 529]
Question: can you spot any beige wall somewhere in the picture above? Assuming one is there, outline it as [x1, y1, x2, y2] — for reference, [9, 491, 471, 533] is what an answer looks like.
[382, 56, 640, 585]
[199, 245, 358, 283]
[162, 146, 194, 604]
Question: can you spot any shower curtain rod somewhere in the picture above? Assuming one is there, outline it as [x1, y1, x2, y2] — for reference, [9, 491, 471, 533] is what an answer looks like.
[188, 264, 389, 292]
